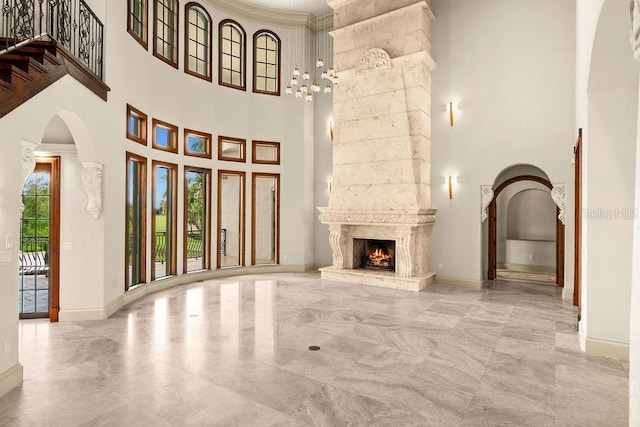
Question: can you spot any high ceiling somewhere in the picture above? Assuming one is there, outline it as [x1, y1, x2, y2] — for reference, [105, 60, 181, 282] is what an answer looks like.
[234, 0, 331, 16]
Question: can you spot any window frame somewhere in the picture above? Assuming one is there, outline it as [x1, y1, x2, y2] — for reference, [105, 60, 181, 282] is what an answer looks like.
[126, 104, 148, 145]
[152, 118, 179, 154]
[184, 128, 212, 159]
[184, 2, 212, 81]
[253, 30, 281, 96]
[125, 152, 147, 291]
[128, 0, 148, 49]
[153, 0, 179, 68]
[184, 166, 212, 273]
[151, 160, 178, 281]
[218, 19, 247, 91]
[251, 140, 280, 165]
[218, 135, 247, 163]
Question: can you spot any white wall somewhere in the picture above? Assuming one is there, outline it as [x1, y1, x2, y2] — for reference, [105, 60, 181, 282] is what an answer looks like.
[429, 0, 576, 286]
[576, 0, 639, 360]
[313, 26, 334, 268]
[506, 189, 556, 241]
[496, 181, 555, 266]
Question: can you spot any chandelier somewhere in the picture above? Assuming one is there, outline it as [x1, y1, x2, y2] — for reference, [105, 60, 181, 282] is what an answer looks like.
[285, 8, 338, 102]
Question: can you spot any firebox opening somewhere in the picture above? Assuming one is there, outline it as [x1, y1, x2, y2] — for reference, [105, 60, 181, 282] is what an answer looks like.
[354, 239, 395, 272]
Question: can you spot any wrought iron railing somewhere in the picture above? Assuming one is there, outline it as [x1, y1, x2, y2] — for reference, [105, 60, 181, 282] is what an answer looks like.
[0, 0, 104, 79]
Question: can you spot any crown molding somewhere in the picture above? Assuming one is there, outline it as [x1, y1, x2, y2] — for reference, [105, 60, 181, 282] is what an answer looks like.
[203, 0, 332, 30]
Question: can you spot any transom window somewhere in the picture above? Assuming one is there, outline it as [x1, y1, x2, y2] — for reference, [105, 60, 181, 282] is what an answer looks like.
[126, 104, 148, 145]
[128, 0, 148, 48]
[154, 0, 179, 67]
[219, 19, 246, 90]
[185, 3, 211, 80]
[184, 128, 212, 158]
[253, 30, 280, 95]
[152, 119, 178, 153]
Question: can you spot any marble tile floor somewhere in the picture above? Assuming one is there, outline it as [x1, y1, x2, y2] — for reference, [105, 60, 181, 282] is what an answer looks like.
[0, 273, 628, 426]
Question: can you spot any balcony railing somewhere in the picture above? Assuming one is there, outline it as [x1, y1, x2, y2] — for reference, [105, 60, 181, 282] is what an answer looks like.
[0, 0, 104, 79]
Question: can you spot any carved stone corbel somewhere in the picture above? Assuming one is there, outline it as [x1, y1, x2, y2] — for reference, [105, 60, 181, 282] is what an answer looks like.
[396, 234, 413, 278]
[20, 140, 38, 213]
[328, 224, 346, 269]
[631, 0, 640, 60]
[81, 162, 104, 219]
[552, 183, 567, 225]
[481, 185, 494, 223]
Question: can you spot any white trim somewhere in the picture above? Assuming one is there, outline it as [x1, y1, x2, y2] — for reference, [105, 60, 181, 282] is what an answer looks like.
[585, 337, 629, 361]
[0, 364, 23, 398]
[562, 288, 574, 300]
[435, 276, 484, 289]
[203, 0, 319, 29]
[58, 265, 317, 321]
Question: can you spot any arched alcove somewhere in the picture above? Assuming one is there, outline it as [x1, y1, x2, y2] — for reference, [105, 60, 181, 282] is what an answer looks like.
[484, 164, 564, 286]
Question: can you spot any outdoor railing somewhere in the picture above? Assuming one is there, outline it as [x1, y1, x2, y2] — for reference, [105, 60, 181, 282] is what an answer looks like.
[0, 0, 104, 79]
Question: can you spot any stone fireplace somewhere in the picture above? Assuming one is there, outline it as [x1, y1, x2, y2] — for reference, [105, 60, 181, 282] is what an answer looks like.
[319, 0, 436, 292]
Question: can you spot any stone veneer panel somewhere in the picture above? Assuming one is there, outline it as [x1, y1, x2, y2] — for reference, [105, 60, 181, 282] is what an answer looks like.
[330, 0, 432, 29]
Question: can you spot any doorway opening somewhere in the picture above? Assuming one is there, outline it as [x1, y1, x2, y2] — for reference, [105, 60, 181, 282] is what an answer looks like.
[487, 172, 565, 287]
[19, 157, 60, 321]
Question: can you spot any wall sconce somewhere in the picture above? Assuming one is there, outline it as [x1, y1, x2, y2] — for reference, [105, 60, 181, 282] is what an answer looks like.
[448, 102, 460, 126]
[329, 120, 334, 141]
[327, 180, 332, 192]
[445, 176, 458, 199]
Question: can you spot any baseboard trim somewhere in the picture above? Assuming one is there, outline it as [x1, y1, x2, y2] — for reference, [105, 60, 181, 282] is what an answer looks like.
[59, 309, 108, 322]
[0, 364, 23, 398]
[434, 276, 483, 289]
[585, 337, 629, 361]
[562, 288, 574, 301]
[60, 265, 317, 322]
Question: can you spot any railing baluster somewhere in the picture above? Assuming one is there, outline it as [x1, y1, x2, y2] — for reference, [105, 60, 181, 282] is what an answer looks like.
[0, 0, 103, 79]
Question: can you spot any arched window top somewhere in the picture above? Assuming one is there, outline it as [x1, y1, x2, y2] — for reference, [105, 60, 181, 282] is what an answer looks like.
[185, 2, 212, 80]
[219, 19, 246, 90]
[253, 30, 280, 96]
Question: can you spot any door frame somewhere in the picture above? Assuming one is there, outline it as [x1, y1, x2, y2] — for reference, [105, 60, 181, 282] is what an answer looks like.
[487, 174, 565, 287]
[20, 157, 60, 321]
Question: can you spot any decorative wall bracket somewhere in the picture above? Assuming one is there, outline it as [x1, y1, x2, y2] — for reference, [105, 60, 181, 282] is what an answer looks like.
[20, 140, 39, 213]
[81, 162, 104, 219]
[552, 183, 567, 225]
[631, 0, 640, 60]
[480, 185, 494, 223]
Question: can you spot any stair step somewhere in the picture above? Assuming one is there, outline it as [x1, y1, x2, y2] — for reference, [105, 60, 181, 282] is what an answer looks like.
[0, 38, 58, 55]
[16, 47, 61, 67]
[0, 63, 34, 86]
[0, 78, 16, 93]
[0, 54, 49, 74]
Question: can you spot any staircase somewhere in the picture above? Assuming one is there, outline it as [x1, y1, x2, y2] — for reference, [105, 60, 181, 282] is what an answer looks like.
[0, 38, 109, 118]
[0, 0, 110, 118]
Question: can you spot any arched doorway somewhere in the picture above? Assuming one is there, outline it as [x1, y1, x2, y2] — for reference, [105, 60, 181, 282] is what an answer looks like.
[487, 174, 565, 287]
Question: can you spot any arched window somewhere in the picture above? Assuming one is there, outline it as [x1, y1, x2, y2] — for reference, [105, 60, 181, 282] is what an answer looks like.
[153, 0, 179, 68]
[128, 0, 148, 49]
[253, 30, 280, 96]
[185, 3, 212, 80]
[219, 19, 246, 90]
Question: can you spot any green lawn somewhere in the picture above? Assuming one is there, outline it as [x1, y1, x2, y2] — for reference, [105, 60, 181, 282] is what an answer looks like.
[155, 215, 167, 232]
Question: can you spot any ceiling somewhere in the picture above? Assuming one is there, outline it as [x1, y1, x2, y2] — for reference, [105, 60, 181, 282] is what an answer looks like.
[233, 0, 331, 16]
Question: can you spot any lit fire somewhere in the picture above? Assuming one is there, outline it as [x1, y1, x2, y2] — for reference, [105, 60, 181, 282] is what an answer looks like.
[368, 247, 393, 265]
